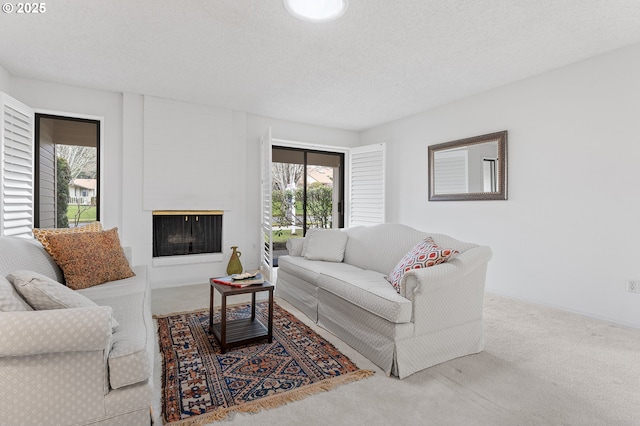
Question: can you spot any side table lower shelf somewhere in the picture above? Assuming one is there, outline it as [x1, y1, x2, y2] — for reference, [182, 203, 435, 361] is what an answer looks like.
[210, 318, 268, 348]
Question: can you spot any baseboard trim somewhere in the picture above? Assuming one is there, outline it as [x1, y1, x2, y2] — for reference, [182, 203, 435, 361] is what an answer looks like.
[485, 290, 640, 330]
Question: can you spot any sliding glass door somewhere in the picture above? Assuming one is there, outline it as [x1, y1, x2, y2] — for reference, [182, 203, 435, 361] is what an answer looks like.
[271, 146, 344, 264]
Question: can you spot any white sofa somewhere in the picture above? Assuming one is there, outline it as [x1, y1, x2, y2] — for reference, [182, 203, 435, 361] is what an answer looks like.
[0, 237, 154, 425]
[276, 223, 492, 379]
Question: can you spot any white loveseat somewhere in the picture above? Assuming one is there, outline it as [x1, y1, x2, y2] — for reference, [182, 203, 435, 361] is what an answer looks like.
[0, 236, 154, 425]
[276, 223, 492, 379]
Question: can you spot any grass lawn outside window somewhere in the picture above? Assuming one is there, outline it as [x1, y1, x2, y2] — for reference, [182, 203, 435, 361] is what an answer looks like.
[66, 205, 97, 226]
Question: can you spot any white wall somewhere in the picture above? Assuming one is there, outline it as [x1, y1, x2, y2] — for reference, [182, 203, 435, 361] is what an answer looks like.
[121, 94, 147, 265]
[142, 96, 235, 210]
[0, 65, 9, 93]
[361, 43, 640, 328]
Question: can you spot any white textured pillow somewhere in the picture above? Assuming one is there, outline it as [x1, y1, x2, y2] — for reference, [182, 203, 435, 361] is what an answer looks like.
[7, 270, 119, 329]
[286, 238, 305, 257]
[303, 229, 348, 262]
[9, 270, 97, 310]
[0, 275, 33, 311]
[301, 228, 319, 257]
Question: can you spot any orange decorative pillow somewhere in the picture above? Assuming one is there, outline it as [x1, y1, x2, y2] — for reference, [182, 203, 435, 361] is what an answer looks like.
[33, 222, 103, 257]
[46, 227, 135, 290]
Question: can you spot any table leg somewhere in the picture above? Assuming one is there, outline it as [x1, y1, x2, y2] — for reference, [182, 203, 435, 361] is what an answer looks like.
[251, 292, 256, 321]
[268, 289, 273, 343]
[209, 284, 214, 334]
[220, 294, 227, 353]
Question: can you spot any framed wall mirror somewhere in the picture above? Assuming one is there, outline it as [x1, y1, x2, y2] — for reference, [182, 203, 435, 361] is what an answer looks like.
[428, 130, 508, 201]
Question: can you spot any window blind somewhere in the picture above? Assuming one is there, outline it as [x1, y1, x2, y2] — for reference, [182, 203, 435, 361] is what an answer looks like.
[348, 143, 385, 227]
[1, 93, 34, 237]
[434, 149, 468, 194]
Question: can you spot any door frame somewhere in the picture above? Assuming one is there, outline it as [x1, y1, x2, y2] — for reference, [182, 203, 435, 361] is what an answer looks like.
[272, 141, 346, 233]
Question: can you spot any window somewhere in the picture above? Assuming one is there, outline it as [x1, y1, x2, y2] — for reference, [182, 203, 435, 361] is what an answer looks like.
[34, 114, 100, 228]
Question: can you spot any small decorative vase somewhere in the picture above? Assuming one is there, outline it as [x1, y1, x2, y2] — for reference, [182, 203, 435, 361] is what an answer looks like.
[226, 246, 243, 275]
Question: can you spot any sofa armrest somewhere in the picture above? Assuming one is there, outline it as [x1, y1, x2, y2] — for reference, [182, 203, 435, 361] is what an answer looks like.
[0, 306, 113, 357]
[401, 246, 492, 330]
[0, 306, 115, 425]
[401, 245, 492, 295]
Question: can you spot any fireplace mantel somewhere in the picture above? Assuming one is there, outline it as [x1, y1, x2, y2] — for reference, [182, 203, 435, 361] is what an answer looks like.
[152, 210, 223, 216]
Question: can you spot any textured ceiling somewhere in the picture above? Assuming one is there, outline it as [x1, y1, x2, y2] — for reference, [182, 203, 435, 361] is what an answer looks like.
[1, 1, 640, 131]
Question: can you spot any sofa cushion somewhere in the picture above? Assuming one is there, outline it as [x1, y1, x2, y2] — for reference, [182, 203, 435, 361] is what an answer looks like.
[0, 275, 33, 311]
[46, 228, 135, 290]
[107, 300, 153, 389]
[33, 222, 103, 257]
[317, 269, 413, 323]
[78, 266, 153, 389]
[387, 237, 458, 293]
[278, 255, 364, 285]
[303, 229, 348, 262]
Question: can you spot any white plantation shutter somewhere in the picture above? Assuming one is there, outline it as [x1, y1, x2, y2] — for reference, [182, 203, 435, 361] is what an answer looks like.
[348, 143, 385, 227]
[0, 93, 34, 238]
[260, 127, 273, 281]
[434, 149, 468, 194]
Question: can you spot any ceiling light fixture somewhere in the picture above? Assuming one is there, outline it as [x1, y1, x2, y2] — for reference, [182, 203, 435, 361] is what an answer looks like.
[284, 0, 348, 23]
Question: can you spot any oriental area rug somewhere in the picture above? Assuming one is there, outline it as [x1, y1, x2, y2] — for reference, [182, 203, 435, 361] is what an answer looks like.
[156, 302, 373, 425]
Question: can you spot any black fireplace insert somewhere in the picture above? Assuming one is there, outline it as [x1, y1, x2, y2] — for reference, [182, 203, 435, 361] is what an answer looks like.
[152, 211, 222, 257]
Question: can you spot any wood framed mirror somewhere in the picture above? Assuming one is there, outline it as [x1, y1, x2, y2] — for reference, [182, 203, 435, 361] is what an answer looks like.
[428, 130, 507, 201]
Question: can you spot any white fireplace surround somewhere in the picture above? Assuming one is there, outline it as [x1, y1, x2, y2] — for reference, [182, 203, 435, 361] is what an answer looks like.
[142, 97, 234, 212]
[140, 96, 240, 276]
[152, 252, 223, 267]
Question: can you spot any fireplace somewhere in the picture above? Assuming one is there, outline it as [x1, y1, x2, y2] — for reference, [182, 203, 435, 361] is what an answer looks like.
[152, 211, 222, 257]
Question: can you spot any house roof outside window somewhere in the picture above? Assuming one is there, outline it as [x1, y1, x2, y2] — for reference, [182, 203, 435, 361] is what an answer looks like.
[70, 179, 96, 190]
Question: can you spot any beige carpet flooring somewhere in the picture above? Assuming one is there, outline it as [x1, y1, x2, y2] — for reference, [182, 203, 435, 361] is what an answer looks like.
[152, 283, 640, 425]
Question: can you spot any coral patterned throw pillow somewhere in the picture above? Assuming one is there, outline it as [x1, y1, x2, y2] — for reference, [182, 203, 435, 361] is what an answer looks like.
[387, 237, 458, 293]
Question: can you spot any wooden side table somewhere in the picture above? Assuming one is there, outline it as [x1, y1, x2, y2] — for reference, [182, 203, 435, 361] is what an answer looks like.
[208, 280, 274, 354]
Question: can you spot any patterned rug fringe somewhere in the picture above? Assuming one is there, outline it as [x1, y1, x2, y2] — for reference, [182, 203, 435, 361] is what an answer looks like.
[163, 369, 374, 425]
